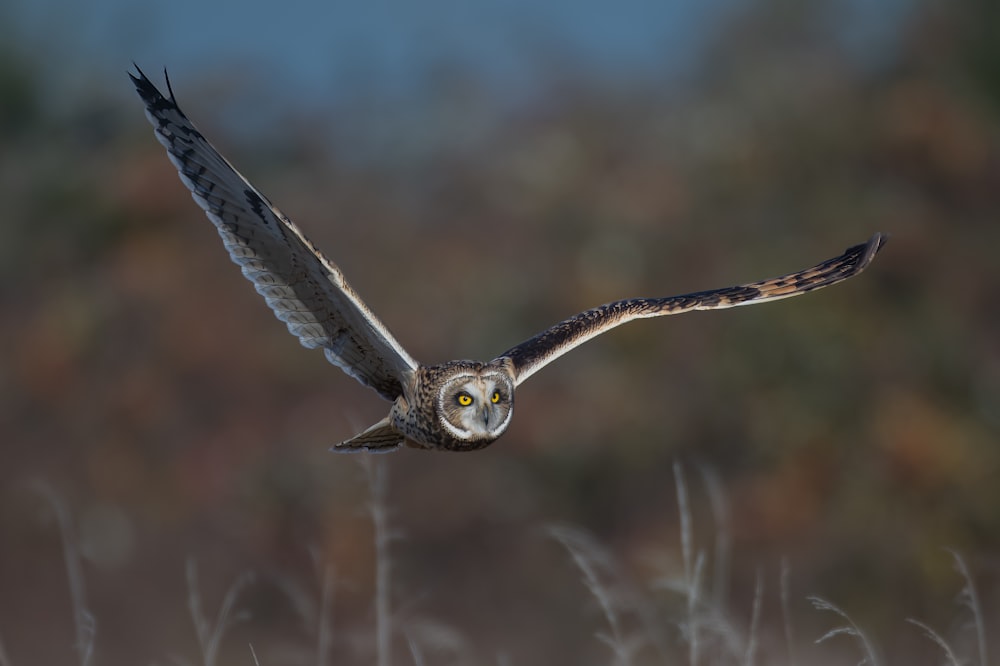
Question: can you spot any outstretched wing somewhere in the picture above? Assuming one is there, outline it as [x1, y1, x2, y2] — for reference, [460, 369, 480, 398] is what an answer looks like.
[496, 233, 886, 385]
[130, 67, 418, 400]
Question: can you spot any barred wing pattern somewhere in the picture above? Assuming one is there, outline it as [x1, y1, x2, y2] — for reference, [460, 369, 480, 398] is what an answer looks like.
[131, 68, 417, 401]
[498, 233, 886, 385]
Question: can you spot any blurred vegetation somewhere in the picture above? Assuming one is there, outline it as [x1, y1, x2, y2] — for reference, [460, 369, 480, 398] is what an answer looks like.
[1, 1, 999, 664]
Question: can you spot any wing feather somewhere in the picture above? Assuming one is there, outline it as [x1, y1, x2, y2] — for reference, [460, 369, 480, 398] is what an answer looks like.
[497, 233, 886, 385]
[130, 67, 418, 400]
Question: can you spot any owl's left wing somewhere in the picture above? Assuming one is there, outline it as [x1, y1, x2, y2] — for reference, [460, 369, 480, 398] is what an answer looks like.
[130, 67, 418, 400]
[495, 233, 886, 385]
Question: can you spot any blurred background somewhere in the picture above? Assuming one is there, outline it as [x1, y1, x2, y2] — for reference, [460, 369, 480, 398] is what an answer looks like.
[2, 0, 999, 664]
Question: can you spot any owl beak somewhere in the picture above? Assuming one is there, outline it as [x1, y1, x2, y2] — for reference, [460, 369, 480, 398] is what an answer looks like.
[480, 406, 491, 427]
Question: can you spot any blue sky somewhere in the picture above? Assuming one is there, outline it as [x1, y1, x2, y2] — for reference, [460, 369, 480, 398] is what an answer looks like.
[4, 0, 914, 110]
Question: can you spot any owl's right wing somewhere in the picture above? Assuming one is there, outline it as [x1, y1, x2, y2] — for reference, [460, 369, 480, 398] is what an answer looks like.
[131, 67, 418, 401]
[496, 233, 886, 385]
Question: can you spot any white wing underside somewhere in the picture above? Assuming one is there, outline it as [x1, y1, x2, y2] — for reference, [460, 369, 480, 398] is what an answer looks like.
[132, 69, 417, 400]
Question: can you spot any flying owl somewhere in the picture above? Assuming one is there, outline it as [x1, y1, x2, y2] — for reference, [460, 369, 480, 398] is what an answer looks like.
[130, 67, 886, 453]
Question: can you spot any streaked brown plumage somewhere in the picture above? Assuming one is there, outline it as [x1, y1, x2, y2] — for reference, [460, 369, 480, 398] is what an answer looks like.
[131, 66, 887, 452]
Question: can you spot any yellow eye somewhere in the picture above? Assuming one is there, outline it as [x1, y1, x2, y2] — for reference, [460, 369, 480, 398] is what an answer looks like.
[491, 391, 501, 404]
[457, 393, 473, 406]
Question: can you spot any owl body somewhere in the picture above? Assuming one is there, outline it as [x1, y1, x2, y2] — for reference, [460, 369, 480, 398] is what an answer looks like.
[131, 68, 886, 454]
[388, 360, 516, 451]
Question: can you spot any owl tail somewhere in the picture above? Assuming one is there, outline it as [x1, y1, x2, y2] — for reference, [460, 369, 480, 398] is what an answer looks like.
[332, 417, 405, 453]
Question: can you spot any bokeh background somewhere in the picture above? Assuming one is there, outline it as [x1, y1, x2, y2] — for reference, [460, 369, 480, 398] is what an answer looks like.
[2, 0, 999, 664]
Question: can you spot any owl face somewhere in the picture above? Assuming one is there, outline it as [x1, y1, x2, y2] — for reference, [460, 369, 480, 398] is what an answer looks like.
[436, 370, 514, 443]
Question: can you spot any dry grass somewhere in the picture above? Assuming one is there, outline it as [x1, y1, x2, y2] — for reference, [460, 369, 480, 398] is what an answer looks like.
[185, 558, 255, 666]
[4, 470, 995, 666]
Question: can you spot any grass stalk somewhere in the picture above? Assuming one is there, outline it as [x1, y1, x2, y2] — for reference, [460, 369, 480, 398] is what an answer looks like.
[31, 483, 95, 666]
[362, 456, 394, 666]
[743, 570, 763, 666]
[949, 549, 987, 666]
[317, 563, 335, 666]
[404, 629, 425, 666]
[699, 465, 731, 611]
[905, 619, 960, 666]
[780, 558, 796, 666]
[809, 596, 880, 666]
[0, 634, 11, 666]
[548, 526, 642, 666]
[186, 558, 254, 666]
[673, 462, 704, 666]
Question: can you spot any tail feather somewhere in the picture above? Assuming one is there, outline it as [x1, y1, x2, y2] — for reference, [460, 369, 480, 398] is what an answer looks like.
[332, 417, 404, 453]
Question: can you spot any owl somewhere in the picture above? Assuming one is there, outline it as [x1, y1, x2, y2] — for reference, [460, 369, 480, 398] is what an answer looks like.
[131, 67, 886, 452]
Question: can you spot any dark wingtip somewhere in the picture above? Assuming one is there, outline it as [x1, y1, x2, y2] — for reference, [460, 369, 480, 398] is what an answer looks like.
[128, 62, 160, 100]
[841, 232, 888, 275]
[870, 231, 889, 251]
[162, 67, 177, 103]
[128, 62, 146, 86]
[858, 232, 888, 271]
[129, 64, 186, 116]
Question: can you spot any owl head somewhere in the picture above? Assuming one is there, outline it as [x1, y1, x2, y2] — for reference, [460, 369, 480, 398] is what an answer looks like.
[435, 364, 515, 443]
